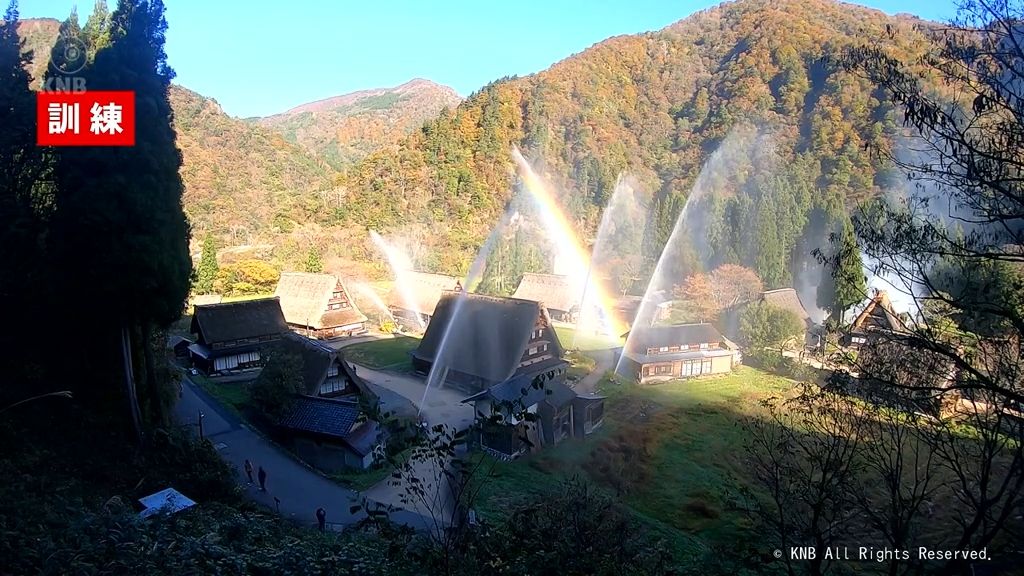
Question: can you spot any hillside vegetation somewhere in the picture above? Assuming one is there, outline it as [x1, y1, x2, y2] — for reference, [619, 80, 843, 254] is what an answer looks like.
[22, 0, 936, 289]
[334, 0, 934, 289]
[257, 78, 462, 169]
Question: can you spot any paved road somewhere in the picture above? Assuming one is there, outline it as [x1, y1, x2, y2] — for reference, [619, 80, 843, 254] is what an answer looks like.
[352, 364, 475, 431]
[575, 347, 619, 395]
[173, 374, 430, 530]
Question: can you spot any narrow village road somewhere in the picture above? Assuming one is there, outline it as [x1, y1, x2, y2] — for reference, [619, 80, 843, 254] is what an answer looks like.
[574, 347, 618, 395]
[173, 374, 431, 531]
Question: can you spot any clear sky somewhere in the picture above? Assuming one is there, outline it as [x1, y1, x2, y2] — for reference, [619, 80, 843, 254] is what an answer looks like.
[22, 0, 959, 118]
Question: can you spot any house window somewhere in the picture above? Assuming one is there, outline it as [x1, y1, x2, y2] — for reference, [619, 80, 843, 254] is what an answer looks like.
[654, 364, 671, 375]
[702, 359, 713, 374]
[659, 346, 669, 352]
[528, 346, 538, 355]
[852, 336, 867, 344]
[681, 344, 689, 351]
[699, 343, 709, 350]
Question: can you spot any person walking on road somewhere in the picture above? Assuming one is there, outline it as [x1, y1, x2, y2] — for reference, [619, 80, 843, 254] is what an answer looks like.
[244, 459, 254, 484]
[316, 507, 326, 532]
[257, 465, 267, 492]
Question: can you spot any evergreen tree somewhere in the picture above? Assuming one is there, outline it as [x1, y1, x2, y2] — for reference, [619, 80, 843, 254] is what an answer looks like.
[82, 0, 112, 58]
[50, 0, 191, 439]
[0, 0, 49, 388]
[304, 246, 324, 273]
[818, 218, 865, 323]
[194, 235, 218, 294]
[48, 7, 86, 78]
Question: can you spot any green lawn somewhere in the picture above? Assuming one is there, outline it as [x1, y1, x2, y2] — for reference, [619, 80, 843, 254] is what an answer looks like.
[194, 375, 251, 418]
[554, 325, 622, 351]
[474, 367, 794, 557]
[342, 336, 421, 370]
[565, 349, 597, 380]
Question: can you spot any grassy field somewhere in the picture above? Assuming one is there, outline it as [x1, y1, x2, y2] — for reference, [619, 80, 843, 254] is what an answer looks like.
[474, 367, 794, 556]
[342, 336, 421, 370]
[553, 325, 622, 351]
[193, 374, 251, 418]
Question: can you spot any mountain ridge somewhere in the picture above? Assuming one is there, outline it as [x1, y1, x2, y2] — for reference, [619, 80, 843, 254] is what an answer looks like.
[265, 78, 460, 118]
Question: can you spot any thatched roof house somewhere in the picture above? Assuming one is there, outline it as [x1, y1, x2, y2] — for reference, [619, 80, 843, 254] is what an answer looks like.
[760, 288, 813, 327]
[188, 298, 289, 374]
[620, 323, 740, 383]
[412, 292, 566, 394]
[845, 290, 908, 347]
[386, 271, 461, 321]
[276, 332, 377, 402]
[511, 273, 583, 320]
[274, 272, 367, 339]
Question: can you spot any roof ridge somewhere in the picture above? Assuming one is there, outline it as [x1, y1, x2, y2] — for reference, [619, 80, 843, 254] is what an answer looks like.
[295, 394, 360, 406]
[195, 296, 280, 309]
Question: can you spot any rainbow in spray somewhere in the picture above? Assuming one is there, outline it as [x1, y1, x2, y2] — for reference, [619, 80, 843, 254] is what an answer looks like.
[511, 147, 627, 335]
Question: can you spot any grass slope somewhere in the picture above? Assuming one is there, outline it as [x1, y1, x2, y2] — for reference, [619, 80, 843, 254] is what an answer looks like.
[343, 336, 421, 370]
[475, 367, 793, 556]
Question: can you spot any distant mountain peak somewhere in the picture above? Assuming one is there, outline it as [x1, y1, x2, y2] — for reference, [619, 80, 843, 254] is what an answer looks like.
[256, 79, 462, 168]
[267, 79, 460, 118]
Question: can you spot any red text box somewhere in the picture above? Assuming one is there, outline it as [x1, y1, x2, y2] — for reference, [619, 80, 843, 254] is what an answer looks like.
[37, 91, 136, 146]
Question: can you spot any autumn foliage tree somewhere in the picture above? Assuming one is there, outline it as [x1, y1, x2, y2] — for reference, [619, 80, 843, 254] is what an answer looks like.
[677, 264, 763, 321]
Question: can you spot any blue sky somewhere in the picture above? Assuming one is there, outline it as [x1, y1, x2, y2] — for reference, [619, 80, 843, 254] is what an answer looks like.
[22, 0, 958, 118]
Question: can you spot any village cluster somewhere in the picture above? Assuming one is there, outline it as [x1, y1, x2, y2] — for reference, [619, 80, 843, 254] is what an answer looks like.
[171, 268, 915, 475]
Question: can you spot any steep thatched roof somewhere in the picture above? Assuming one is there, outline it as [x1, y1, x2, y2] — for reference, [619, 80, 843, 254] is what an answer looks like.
[274, 272, 366, 330]
[761, 288, 812, 326]
[412, 292, 565, 383]
[190, 298, 288, 344]
[511, 273, 583, 314]
[386, 271, 461, 316]
[852, 290, 907, 334]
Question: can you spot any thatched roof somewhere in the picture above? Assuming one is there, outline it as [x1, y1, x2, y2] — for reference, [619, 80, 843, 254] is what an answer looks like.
[413, 292, 565, 384]
[386, 271, 461, 316]
[511, 273, 583, 314]
[760, 288, 812, 326]
[274, 272, 367, 330]
[190, 298, 288, 344]
[624, 323, 728, 354]
[276, 333, 377, 400]
[852, 290, 907, 334]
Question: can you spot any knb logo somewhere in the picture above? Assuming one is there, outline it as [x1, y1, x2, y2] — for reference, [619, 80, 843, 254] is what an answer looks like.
[790, 547, 816, 560]
[43, 30, 87, 92]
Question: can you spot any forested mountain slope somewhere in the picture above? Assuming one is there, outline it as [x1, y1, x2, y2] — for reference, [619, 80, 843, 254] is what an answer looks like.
[257, 78, 462, 169]
[20, 0, 936, 287]
[336, 0, 933, 287]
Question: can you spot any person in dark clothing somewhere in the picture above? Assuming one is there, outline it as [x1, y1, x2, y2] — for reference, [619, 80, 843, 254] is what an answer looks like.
[257, 466, 267, 491]
[244, 459, 254, 484]
[316, 507, 326, 532]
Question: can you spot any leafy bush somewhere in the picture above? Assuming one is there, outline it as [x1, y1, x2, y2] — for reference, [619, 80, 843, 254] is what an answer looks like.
[250, 349, 304, 420]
